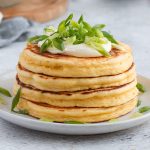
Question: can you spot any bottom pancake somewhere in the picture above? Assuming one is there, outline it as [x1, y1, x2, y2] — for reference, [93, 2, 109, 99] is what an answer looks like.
[17, 98, 137, 123]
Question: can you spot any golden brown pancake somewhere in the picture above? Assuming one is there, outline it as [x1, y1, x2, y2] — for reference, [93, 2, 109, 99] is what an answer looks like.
[17, 63, 136, 91]
[14, 78, 138, 107]
[17, 98, 137, 123]
[19, 43, 133, 77]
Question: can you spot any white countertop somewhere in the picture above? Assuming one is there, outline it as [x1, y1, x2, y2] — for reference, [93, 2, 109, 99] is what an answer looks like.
[0, 0, 150, 149]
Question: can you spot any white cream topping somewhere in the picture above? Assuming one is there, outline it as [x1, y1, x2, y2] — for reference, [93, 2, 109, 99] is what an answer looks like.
[38, 41, 112, 57]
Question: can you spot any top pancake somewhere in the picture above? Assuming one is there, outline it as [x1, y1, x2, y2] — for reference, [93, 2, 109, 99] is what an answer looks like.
[19, 43, 133, 77]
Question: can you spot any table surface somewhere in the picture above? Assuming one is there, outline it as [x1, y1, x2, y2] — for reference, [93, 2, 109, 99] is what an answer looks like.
[0, 0, 150, 149]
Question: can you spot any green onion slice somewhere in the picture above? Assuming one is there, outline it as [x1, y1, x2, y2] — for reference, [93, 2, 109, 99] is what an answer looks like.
[11, 88, 21, 112]
[136, 83, 145, 93]
[0, 86, 11, 97]
[139, 106, 150, 113]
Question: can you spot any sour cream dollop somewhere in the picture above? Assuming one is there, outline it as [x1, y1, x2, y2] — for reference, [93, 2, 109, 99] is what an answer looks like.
[38, 41, 112, 57]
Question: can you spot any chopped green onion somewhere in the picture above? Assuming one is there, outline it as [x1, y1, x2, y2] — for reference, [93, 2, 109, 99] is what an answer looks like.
[108, 118, 119, 123]
[98, 49, 111, 57]
[58, 20, 66, 34]
[64, 121, 84, 124]
[18, 109, 28, 115]
[44, 26, 56, 34]
[52, 38, 64, 50]
[28, 35, 40, 43]
[0, 86, 11, 97]
[102, 31, 118, 44]
[40, 118, 53, 122]
[130, 112, 143, 118]
[139, 106, 150, 113]
[65, 13, 73, 26]
[93, 24, 106, 30]
[11, 88, 21, 112]
[92, 28, 103, 38]
[40, 39, 52, 53]
[14, 109, 28, 115]
[64, 36, 76, 45]
[28, 14, 119, 56]
[28, 35, 48, 43]
[85, 36, 111, 57]
[70, 20, 79, 28]
[0, 97, 6, 105]
[73, 39, 85, 44]
[78, 15, 83, 24]
[136, 83, 145, 93]
[83, 21, 92, 31]
[137, 100, 141, 107]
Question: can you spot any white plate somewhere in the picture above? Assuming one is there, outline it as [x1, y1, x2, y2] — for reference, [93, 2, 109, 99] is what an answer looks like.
[0, 71, 150, 135]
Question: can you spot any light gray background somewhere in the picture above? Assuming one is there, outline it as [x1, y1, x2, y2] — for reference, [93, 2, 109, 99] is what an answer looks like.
[0, 0, 150, 149]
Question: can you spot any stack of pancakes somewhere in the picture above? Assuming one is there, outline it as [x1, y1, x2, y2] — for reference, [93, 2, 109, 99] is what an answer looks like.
[14, 43, 138, 123]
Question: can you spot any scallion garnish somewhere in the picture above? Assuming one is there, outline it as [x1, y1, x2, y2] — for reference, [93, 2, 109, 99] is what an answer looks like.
[130, 112, 143, 118]
[0, 96, 6, 105]
[11, 88, 21, 111]
[14, 109, 28, 115]
[102, 31, 118, 44]
[64, 121, 84, 124]
[40, 39, 52, 53]
[139, 106, 150, 113]
[40, 118, 53, 122]
[108, 118, 119, 123]
[65, 13, 73, 26]
[52, 38, 64, 50]
[28, 14, 119, 56]
[28, 35, 48, 44]
[137, 99, 141, 107]
[0, 86, 11, 97]
[136, 83, 145, 93]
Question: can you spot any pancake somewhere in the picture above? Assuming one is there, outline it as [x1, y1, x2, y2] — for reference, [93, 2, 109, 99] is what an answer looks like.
[17, 63, 136, 92]
[14, 78, 138, 107]
[17, 98, 137, 123]
[19, 43, 133, 77]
